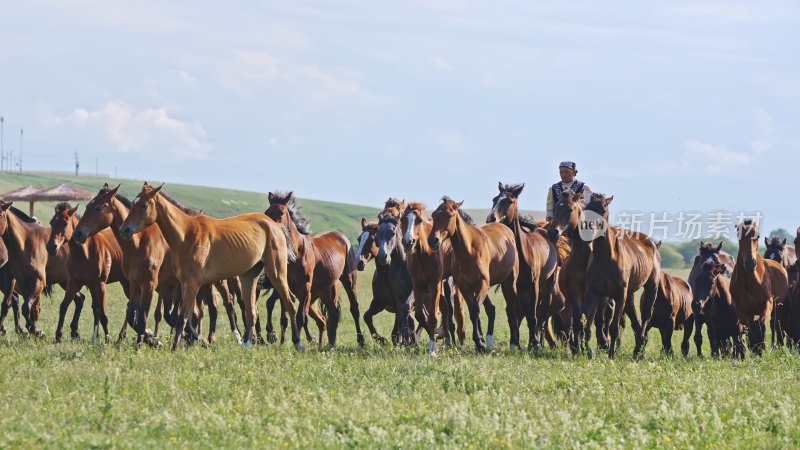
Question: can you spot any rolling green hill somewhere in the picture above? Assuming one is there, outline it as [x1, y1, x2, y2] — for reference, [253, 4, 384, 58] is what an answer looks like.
[0, 172, 380, 242]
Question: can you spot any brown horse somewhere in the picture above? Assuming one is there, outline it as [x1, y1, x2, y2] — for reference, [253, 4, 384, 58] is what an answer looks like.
[641, 246, 695, 356]
[764, 236, 797, 270]
[47, 202, 130, 343]
[265, 191, 363, 347]
[0, 201, 83, 336]
[488, 182, 567, 349]
[582, 193, 662, 359]
[400, 202, 466, 353]
[547, 189, 615, 353]
[730, 219, 788, 355]
[429, 198, 518, 352]
[0, 240, 22, 335]
[693, 261, 745, 357]
[687, 241, 734, 356]
[120, 182, 300, 351]
[73, 184, 243, 346]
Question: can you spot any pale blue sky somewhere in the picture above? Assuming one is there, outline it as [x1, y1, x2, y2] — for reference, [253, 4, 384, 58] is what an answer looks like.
[2, 1, 799, 233]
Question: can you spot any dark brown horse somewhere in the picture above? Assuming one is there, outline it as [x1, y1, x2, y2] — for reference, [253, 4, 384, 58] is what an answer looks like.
[0, 201, 83, 336]
[730, 219, 788, 355]
[764, 236, 797, 270]
[47, 202, 130, 343]
[400, 202, 466, 353]
[488, 182, 567, 349]
[641, 246, 695, 356]
[688, 241, 734, 356]
[582, 193, 662, 359]
[429, 198, 518, 352]
[693, 261, 744, 357]
[74, 185, 243, 346]
[265, 191, 363, 347]
[547, 189, 614, 353]
[120, 183, 300, 351]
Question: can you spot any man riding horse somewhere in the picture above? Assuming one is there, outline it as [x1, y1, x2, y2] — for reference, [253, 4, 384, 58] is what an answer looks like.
[545, 161, 593, 221]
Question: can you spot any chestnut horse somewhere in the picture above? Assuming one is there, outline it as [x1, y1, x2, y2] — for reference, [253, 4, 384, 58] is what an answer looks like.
[641, 245, 694, 356]
[47, 202, 130, 343]
[488, 182, 568, 349]
[265, 191, 363, 347]
[400, 202, 466, 353]
[0, 201, 83, 336]
[429, 197, 518, 352]
[730, 219, 788, 355]
[120, 183, 300, 351]
[582, 193, 662, 359]
[74, 184, 243, 346]
[693, 261, 745, 357]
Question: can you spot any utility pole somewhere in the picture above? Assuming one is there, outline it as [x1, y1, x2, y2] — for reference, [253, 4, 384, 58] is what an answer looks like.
[19, 128, 22, 172]
[74, 152, 79, 176]
[95, 157, 98, 176]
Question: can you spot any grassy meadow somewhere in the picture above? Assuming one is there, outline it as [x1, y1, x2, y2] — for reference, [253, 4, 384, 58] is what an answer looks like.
[0, 174, 798, 448]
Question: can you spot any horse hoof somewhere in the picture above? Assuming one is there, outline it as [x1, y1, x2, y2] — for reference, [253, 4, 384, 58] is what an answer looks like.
[587, 348, 594, 359]
[357, 333, 366, 347]
[233, 331, 243, 345]
[34, 329, 45, 338]
[267, 332, 277, 344]
[486, 334, 495, 350]
[294, 342, 306, 352]
[510, 343, 519, 352]
[71, 332, 81, 341]
[243, 339, 253, 349]
[0, 326, 6, 336]
[427, 340, 436, 355]
[377, 336, 388, 346]
[257, 335, 266, 346]
[53, 337, 62, 345]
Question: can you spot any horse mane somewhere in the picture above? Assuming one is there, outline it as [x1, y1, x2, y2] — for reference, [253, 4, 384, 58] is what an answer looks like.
[55, 202, 81, 220]
[406, 202, 426, 213]
[441, 196, 473, 225]
[115, 194, 132, 209]
[385, 198, 403, 210]
[766, 236, 785, 247]
[9, 206, 37, 223]
[554, 234, 570, 265]
[269, 191, 311, 235]
[501, 183, 525, 194]
[519, 214, 540, 230]
[378, 211, 399, 225]
[586, 192, 605, 208]
[160, 192, 201, 216]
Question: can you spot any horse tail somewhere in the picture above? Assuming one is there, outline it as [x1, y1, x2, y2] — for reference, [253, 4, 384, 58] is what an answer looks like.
[280, 225, 297, 263]
[344, 237, 358, 275]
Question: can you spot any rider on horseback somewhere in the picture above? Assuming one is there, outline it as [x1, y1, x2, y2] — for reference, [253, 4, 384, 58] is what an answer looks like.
[545, 161, 593, 221]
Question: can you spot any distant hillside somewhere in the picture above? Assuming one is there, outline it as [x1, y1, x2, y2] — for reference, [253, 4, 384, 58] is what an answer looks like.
[0, 172, 380, 243]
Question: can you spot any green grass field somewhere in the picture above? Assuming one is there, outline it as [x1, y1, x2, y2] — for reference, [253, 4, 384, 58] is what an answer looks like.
[1, 174, 798, 447]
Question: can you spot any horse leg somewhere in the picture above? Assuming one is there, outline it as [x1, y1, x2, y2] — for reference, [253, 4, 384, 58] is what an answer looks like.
[595, 301, 610, 350]
[305, 301, 325, 345]
[363, 296, 387, 345]
[465, 284, 489, 352]
[625, 291, 645, 357]
[341, 273, 365, 347]
[263, 290, 279, 343]
[261, 257, 302, 351]
[501, 278, 520, 351]
[581, 289, 602, 358]
[153, 293, 164, 339]
[451, 284, 466, 346]
[483, 295, 496, 350]
[681, 316, 694, 357]
[660, 324, 674, 357]
[607, 288, 628, 359]
[137, 283, 157, 347]
[172, 280, 201, 351]
[199, 284, 217, 345]
[90, 282, 111, 343]
[426, 284, 443, 354]
[55, 279, 82, 343]
[213, 280, 241, 344]
[694, 318, 704, 357]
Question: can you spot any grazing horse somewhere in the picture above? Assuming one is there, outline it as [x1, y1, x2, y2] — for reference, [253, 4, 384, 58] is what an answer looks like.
[73, 184, 243, 346]
[47, 202, 130, 343]
[582, 193, 662, 359]
[0, 201, 82, 336]
[399, 202, 466, 353]
[693, 261, 744, 357]
[119, 183, 300, 351]
[641, 246, 694, 356]
[687, 241, 734, 356]
[730, 219, 788, 355]
[488, 182, 567, 349]
[429, 197, 518, 352]
[265, 191, 364, 347]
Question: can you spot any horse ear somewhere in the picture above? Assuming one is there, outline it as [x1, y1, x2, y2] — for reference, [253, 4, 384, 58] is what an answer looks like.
[268, 192, 275, 203]
[110, 184, 121, 197]
[68, 205, 79, 216]
[102, 182, 109, 189]
[571, 191, 583, 203]
[656, 240, 662, 249]
[498, 181, 504, 192]
[782, 238, 787, 246]
[0, 201, 12, 211]
[151, 183, 164, 196]
[455, 201, 464, 209]
[143, 181, 151, 189]
[715, 242, 723, 252]
[286, 191, 294, 200]
[764, 237, 769, 247]
[605, 195, 614, 205]
[513, 184, 524, 196]
[399, 200, 405, 210]
[361, 217, 367, 229]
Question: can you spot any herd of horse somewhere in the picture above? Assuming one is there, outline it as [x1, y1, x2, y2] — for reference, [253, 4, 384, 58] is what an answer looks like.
[0, 181, 798, 359]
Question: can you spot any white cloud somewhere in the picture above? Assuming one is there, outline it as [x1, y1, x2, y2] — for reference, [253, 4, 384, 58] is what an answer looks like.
[431, 56, 453, 70]
[683, 140, 750, 173]
[46, 101, 212, 160]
